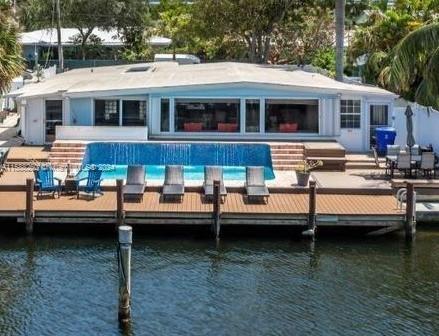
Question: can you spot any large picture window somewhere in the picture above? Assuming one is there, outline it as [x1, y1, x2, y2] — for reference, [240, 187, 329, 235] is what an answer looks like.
[95, 100, 119, 126]
[340, 99, 361, 129]
[95, 99, 146, 126]
[265, 99, 319, 133]
[122, 100, 146, 126]
[175, 99, 240, 132]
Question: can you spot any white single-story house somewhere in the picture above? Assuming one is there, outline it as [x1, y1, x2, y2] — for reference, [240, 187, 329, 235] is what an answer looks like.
[9, 61, 398, 151]
[21, 28, 172, 62]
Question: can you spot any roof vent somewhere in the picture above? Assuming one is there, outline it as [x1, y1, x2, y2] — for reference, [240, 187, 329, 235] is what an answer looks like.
[125, 66, 151, 73]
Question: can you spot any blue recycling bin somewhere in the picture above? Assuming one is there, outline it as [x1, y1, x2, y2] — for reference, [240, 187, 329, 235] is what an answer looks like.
[375, 127, 396, 155]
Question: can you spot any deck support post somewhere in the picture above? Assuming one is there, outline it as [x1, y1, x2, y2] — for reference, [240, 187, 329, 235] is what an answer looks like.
[212, 180, 221, 239]
[303, 180, 317, 238]
[25, 178, 34, 235]
[405, 182, 416, 240]
[116, 179, 125, 227]
[118, 225, 132, 324]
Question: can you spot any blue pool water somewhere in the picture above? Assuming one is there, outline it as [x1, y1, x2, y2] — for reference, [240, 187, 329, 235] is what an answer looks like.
[79, 142, 275, 181]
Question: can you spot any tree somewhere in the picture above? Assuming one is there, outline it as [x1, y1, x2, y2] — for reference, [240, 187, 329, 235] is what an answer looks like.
[19, 0, 150, 60]
[193, 0, 296, 63]
[0, 0, 24, 93]
[335, 0, 345, 81]
[156, 0, 194, 60]
[382, 23, 439, 109]
[271, 4, 334, 66]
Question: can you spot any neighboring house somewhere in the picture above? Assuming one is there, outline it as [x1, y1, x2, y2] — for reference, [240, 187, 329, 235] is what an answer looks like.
[8, 61, 397, 151]
[154, 54, 200, 64]
[21, 28, 172, 64]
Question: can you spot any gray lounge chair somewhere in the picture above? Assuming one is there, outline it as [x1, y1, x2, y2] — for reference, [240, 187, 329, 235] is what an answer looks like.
[163, 165, 184, 201]
[123, 165, 146, 201]
[419, 152, 436, 178]
[245, 166, 269, 203]
[203, 166, 227, 201]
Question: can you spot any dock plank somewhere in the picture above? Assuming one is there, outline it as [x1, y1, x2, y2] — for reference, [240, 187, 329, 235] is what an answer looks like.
[0, 191, 403, 219]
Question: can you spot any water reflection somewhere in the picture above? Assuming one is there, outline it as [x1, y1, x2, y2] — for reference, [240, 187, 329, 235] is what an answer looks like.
[0, 232, 438, 336]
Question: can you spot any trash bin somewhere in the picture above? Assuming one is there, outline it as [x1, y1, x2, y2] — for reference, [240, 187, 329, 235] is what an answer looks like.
[375, 127, 397, 155]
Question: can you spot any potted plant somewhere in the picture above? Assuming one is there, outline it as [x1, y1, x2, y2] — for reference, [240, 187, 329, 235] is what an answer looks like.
[295, 159, 323, 187]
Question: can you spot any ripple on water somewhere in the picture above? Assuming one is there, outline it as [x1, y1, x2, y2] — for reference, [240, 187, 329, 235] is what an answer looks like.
[0, 235, 438, 336]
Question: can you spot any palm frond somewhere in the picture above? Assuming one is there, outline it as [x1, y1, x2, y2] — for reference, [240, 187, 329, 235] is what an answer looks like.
[387, 23, 439, 94]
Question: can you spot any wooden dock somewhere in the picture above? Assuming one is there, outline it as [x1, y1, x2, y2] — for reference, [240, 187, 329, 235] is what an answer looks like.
[0, 189, 405, 230]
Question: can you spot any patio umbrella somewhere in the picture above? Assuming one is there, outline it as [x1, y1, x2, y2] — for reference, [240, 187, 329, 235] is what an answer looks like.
[405, 105, 416, 148]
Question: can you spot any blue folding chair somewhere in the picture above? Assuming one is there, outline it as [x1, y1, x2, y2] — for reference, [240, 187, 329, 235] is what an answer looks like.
[34, 166, 62, 198]
[76, 167, 104, 199]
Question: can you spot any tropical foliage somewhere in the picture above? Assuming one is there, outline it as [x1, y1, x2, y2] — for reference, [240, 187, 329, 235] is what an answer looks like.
[383, 23, 439, 109]
[20, 0, 151, 60]
[348, 0, 439, 108]
[0, 0, 24, 93]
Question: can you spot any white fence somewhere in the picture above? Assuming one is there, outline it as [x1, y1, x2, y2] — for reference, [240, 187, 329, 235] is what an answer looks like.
[56, 126, 148, 141]
[394, 103, 439, 151]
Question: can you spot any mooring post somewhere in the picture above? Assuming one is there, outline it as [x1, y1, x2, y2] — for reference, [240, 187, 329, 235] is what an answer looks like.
[302, 180, 317, 238]
[212, 180, 221, 239]
[118, 225, 132, 324]
[25, 178, 35, 235]
[116, 179, 125, 227]
[405, 182, 416, 239]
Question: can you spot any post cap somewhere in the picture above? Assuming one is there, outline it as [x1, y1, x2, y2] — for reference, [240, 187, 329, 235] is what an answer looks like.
[118, 225, 132, 244]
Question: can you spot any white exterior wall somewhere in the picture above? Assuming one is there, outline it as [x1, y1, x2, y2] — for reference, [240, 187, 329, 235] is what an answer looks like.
[394, 103, 439, 151]
[18, 82, 395, 150]
[23, 98, 45, 145]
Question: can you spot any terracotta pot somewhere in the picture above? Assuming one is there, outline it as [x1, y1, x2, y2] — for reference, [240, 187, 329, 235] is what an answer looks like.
[296, 171, 310, 187]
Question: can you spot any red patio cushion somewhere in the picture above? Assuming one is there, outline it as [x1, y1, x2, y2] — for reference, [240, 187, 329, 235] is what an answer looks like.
[279, 123, 298, 132]
[218, 123, 238, 132]
[184, 122, 203, 132]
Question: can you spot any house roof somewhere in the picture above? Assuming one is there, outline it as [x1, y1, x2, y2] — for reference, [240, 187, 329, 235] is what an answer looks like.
[10, 62, 397, 99]
[20, 28, 171, 47]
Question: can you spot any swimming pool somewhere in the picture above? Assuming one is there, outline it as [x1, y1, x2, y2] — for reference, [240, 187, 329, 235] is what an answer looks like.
[79, 142, 275, 181]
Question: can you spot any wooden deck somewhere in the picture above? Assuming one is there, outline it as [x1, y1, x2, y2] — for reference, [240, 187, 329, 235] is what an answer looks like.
[0, 190, 404, 228]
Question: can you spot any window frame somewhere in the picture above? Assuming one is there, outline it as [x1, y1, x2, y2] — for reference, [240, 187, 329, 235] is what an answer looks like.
[173, 98, 241, 133]
[340, 99, 362, 129]
[93, 98, 147, 127]
[264, 98, 320, 134]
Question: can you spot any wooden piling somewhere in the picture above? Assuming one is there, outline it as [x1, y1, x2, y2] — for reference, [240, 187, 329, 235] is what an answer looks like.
[116, 179, 125, 227]
[25, 178, 34, 235]
[118, 225, 132, 324]
[212, 180, 221, 239]
[405, 182, 416, 239]
[303, 180, 317, 238]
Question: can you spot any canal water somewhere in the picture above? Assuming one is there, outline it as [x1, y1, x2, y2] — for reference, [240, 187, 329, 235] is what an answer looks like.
[0, 230, 438, 336]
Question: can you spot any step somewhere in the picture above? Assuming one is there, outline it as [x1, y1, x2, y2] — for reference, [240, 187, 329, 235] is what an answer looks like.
[273, 165, 299, 171]
[270, 143, 305, 148]
[270, 145, 304, 150]
[49, 152, 85, 158]
[271, 149, 304, 154]
[50, 147, 86, 153]
[52, 142, 87, 148]
[50, 158, 83, 164]
[271, 154, 304, 159]
[272, 160, 303, 165]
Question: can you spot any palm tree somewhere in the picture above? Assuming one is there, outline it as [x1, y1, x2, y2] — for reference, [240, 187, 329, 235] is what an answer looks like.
[382, 23, 439, 109]
[335, 0, 345, 81]
[0, 0, 24, 94]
